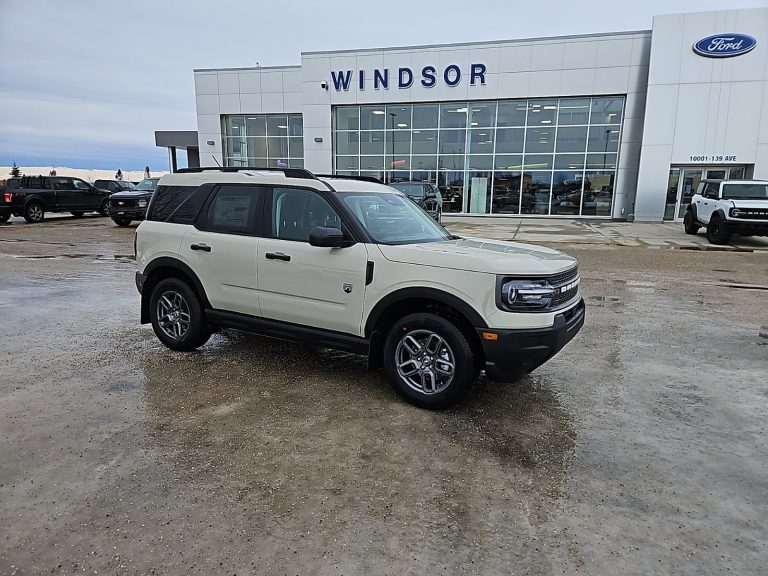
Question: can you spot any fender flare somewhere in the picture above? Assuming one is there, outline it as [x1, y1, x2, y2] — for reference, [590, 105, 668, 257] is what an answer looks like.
[364, 286, 488, 337]
[140, 257, 211, 323]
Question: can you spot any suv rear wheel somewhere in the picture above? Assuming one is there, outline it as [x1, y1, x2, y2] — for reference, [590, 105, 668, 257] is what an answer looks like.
[98, 199, 110, 216]
[149, 278, 211, 351]
[112, 217, 132, 227]
[24, 202, 44, 223]
[383, 313, 477, 409]
[706, 215, 732, 245]
[683, 210, 699, 235]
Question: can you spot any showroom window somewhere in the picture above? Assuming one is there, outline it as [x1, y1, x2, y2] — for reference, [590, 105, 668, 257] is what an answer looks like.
[223, 114, 304, 169]
[333, 96, 624, 216]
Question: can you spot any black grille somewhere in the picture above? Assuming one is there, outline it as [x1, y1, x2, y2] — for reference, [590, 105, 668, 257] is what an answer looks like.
[111, 198, 136, 209]
[549, 266, 579, 307]
[547, 266, 578, 287]
[734, 210, 768, 220]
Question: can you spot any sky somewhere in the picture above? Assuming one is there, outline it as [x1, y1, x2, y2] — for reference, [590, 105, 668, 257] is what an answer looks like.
[1, 0, 766, 171]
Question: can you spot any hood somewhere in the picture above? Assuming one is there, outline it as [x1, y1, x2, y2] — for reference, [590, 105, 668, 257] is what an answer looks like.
[377, 237, 577, 275]
[110, 190, 153, 199]
[726, 199, 768, 210]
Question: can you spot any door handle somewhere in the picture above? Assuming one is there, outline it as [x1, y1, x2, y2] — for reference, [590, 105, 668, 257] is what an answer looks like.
[265, 252, 290, 262]
[190, 243, 211, 252]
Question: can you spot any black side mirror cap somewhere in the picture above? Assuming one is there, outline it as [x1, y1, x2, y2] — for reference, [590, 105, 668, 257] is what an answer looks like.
[309, 226, 355, 248]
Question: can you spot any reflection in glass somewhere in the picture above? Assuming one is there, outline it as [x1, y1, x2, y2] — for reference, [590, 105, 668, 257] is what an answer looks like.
[411, 155, 437, 171]
[360, 156, 385, 170]
[412, 104, 439, 129]
[467, 155, 493, 170]
[582, 171, 615, 216]
[497, 101, 527, 127]
[227, 136, 246, 158]
[522, 155, 553, 170]
[586, 153, 617, 169]
[288, 115, 303, 136]
[495, 155, 523, 170]
[360, 106, 386, 130]
[558, 98, 591, 125]
[335, 132, 360, 156]
[289, 137, 303, 158]
[590, 97, 623, 125]
[556, 126, 588, 153]
[495, 128, 525, 154]
[336, 107, 360, 130]
[228, 116, 245, 135]
[525, 127, 555, 153]
[468, 102, 496, 127]
[492, 171, 522, 214]
[438, 155, 465, 171]
[551, 171, 583, 215]
[360, 131, 385, 155]
[664, 168, 680, 221]
[384, 130, 411, 155]
[555, 154, 585, 170]
[587, 127, 620, 153]
[521, 172, 552, 215]
[266, 116, 289, 136]
[412, 130, 438, 154]
[246, 116, 266, 136]
[527, 100, 557, 125]
[469, 129, 494, 154]
[336, 156, 359, 170]
[439, 130, 466, 155]
[386, 105, 412, 128]
[267, 137, 288, 158]
[438, 171, 465, 213]
[246, 137, 267, 158]
[466, 171, 492, 213]
[387, 156, 410, 171]
[440, 103, 468, 129]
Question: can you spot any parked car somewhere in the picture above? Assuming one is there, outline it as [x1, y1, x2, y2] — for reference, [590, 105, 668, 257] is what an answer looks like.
[389, 181, 443, 221]
[684, 179, 768, 244]
[94, 179, 135, 194]
[109, 177, 159, 227]
[0, 176, 111, 223]
[134, 167, 584, 409]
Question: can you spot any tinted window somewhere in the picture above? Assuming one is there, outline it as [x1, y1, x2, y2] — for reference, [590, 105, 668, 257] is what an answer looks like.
[147, 185, 198, 221]
[6, 179, 20, 189]
[272, 187, 341, 242]
[52, 178, 74, 190]
[169, 186, 214, 224]
[390, 182, 425, 198]
[205, 186, 260, 234]
[73, 179, 91, 190]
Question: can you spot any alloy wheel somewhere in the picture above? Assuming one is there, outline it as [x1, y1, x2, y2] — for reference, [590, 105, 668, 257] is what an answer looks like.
[395, 329, 455, 394]
[156, 290, 191, 340]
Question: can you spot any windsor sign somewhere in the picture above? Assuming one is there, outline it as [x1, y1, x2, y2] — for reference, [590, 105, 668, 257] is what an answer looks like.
[692, 34, 757, 58]
[330, 64, 487, 91]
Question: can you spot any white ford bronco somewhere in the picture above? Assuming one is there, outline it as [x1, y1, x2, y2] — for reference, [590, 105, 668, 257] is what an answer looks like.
[684, 179, 768, 244]
[134, 167, 585, 409]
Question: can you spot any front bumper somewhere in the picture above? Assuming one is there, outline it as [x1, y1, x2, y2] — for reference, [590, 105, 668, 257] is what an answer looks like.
[478, 298, 585, 382]
[111, 207, 147, 220]
[724, 219, 768, 235]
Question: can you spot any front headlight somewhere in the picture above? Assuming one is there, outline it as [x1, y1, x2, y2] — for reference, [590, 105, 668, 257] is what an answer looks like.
[501, 279, 554, 310]
[138, 199, 148, 208]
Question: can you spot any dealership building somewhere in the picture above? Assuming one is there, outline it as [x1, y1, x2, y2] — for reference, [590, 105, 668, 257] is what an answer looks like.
[191, 7, 768, 221]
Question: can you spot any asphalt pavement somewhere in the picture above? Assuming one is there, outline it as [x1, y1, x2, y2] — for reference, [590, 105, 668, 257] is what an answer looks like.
[1, 215, 767, 575]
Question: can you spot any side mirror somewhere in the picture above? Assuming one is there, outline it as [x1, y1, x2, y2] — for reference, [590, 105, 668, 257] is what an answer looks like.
[309, 226, 355, 248]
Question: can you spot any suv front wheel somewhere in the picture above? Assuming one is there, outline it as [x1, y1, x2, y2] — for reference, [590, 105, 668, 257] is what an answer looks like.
[383, 313, 477, 409]
[706, 215, 732, 245]
[149, 278, 211, 351]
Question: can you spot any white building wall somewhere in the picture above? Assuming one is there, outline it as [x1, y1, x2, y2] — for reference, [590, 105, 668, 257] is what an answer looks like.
[635, 8, 768, 221]
[194, 66, 302, 168]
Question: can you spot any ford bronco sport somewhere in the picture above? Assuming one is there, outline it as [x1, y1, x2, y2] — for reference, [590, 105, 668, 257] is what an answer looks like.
[684, 179, 768, 244]
[134, 167, 585, 409]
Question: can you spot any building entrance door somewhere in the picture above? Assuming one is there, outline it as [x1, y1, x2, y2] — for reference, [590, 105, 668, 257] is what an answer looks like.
[664, 166, 749, 222]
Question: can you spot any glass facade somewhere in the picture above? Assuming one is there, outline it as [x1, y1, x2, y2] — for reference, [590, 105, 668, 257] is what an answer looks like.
[223, 114, 304, 168]
[333, 97, 623, 216]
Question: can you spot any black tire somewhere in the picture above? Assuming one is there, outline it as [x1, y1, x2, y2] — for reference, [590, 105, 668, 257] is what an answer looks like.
[98, 199, 110, 216]
[112, 217, 132, 227]
[23, 202, 44, 223]
[149, 278, 211, 351]
[71, 211, 85, 217]
[683, 210, 700, 235]
[383, 312, 477, 409]
[706, 215, 732, 245]
[0, 213, 10, 223]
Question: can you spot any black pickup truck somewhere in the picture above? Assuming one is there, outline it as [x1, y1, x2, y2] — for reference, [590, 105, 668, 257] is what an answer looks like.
[0, 176, 112, 223]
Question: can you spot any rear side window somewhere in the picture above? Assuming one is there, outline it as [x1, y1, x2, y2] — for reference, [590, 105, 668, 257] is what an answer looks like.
[147, 185, 198, 221]
[204, 185, 262, 234]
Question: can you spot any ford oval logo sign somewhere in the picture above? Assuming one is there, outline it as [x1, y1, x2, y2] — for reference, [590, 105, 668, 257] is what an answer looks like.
[693, 34, 757, 58]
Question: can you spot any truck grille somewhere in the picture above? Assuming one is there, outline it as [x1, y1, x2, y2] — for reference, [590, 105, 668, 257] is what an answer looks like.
[733, 209, 768, 220]
[549, 266, 580, 308]
[111, 198, 136, 209]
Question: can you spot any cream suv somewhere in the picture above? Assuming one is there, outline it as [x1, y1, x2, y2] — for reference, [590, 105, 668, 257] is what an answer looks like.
[134, 167, 585, 409]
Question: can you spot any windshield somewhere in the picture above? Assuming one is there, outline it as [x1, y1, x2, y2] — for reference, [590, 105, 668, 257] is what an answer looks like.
[722, 183, 768, 200]
[134, 178, 159, 191]
[118, 181, 135, 190]
[390, 182, 425, 198]
[340, 191, 451, 245]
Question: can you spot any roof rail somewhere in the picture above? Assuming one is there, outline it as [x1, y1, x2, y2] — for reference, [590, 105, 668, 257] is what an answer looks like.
[315, 174, 383, 184]
[175, 166, 317, 180]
